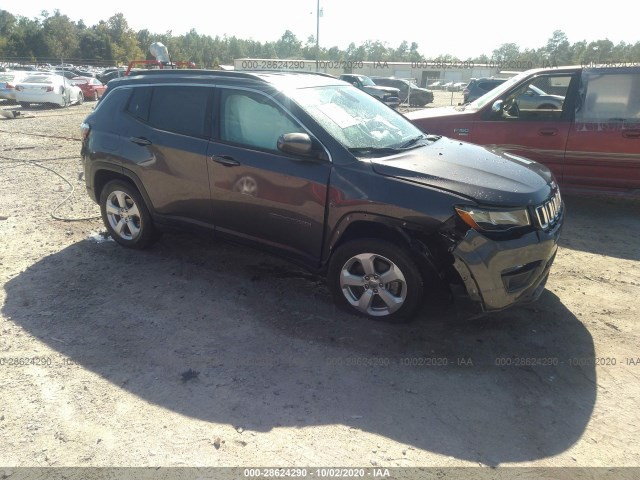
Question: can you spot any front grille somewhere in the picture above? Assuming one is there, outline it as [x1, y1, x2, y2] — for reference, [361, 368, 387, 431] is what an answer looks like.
[534, 190, 562, 230]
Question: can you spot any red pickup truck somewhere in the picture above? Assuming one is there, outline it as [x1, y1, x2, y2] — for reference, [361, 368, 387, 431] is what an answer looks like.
[407, 66, 640, 197]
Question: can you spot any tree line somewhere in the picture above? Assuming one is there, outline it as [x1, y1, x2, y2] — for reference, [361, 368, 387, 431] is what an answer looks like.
[1, 9, 639, 69]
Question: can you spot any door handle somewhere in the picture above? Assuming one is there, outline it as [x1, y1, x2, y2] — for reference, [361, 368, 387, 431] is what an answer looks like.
[623, 130, 640, 139]
[130, 136, 152, 146]
[538, 128, 558, 136]
[211, 155, 240, 167]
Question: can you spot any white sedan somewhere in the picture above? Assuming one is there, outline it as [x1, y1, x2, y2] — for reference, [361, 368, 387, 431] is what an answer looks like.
[15, 73, 84, 108]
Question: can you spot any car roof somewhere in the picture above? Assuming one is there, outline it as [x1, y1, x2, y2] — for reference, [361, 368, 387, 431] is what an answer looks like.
[107, 69, 344, 91]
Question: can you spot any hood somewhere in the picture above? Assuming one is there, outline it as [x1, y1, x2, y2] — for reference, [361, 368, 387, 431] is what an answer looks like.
[371, 137, 554, 206]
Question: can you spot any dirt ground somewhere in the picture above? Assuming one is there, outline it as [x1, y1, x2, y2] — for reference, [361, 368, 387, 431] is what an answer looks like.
[0, 92, 639, 473]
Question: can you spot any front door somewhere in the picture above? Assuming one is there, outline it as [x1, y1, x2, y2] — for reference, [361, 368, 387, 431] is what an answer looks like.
[208, 88, 331, 263]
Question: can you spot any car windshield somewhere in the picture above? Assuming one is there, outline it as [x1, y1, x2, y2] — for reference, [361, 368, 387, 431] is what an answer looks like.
[465, 71, 531, 109]
[289, 85, 425, 153]
[360, 77, 375, 86]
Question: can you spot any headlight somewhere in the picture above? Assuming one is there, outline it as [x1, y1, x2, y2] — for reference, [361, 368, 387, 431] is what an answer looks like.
[455, 205, 530, 232]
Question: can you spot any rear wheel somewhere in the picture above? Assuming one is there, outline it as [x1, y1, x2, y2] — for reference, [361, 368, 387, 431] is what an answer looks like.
[327, 239, 424, 322]
[93, 91, 99, 101]
[77, 91, 84, 105]
[99, 180, 161, 249]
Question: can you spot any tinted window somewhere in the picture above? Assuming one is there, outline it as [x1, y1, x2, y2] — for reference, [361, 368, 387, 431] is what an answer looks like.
[220, 90, 303, 151]
[478, 80, 503, 91]
[148, 86, 210, 137]
[126, 87, 152, 121]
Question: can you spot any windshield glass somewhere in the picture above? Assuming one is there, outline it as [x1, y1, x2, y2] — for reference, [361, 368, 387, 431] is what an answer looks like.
[467, 71, 532, 109]
[360, 77, 375, 86]
[289, 85, 424, 151]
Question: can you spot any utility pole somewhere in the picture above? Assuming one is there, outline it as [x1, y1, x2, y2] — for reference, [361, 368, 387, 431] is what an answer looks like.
[315, 0, 320, 72]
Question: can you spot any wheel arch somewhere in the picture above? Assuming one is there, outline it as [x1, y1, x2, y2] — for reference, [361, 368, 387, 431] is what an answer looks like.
[93, 167, 155, 216]
[325, 214, 445, 285]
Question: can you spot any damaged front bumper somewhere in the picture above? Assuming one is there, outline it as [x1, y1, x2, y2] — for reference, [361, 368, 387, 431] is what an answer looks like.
[451, 221, 561, 311]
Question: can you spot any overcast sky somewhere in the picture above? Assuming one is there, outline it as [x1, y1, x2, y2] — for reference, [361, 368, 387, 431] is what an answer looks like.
[6, 0, 639, 59]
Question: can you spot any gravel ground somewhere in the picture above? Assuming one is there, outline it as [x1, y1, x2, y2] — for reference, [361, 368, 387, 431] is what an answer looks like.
[0, 97, 639, 475]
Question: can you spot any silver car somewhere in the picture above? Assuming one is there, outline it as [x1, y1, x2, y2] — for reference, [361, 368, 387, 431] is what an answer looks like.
[0, 71, 28, 101]
[517, 84, 565, 110]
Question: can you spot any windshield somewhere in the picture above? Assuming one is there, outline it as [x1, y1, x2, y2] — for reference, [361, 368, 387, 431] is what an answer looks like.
[289, 85, 424, 151]
[360, 76, 376, 86]
[466, 71, 532, 109]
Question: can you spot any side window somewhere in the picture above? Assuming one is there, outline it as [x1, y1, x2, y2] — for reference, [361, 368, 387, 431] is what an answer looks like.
[220, 90, 303, 151]
[126, 87, 152, 122]
[576, 72, 640, 122]
[147, 86, 210, 137]
[499, 74, 573, 121]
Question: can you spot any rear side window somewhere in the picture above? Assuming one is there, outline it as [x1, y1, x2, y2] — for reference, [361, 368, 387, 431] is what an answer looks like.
[126, 85, 211, 137]
[126, 87, 151, 121]
[577, 72, 640, 122]
[478, 80, 503, 92]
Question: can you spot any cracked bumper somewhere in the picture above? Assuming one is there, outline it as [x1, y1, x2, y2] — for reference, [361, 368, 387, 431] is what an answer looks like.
[451, 222, 561, 311]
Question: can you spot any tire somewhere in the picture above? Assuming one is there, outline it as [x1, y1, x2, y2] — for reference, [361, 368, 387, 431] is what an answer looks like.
[99, 180, 160, 249]
[327, 238, 424, 322]
[77, 92, 84, 105]
[93, 91, 99, 101]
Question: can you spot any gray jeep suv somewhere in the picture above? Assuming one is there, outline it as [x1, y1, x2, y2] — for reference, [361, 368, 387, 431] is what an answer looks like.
[81, 70, 563, 322]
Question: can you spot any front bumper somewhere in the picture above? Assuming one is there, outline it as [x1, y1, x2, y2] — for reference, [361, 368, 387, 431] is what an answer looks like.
[451, 220, 561, 311]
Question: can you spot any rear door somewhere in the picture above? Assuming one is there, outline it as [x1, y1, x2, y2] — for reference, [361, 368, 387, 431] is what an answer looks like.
[207, 87, 332, 263]
[118, 85, 213, 223]
[564, 69, 640, 193]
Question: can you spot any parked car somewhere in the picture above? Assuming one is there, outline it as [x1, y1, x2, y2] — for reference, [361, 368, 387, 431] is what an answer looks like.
[81, 70, 563, 322]
[15, 73, 84, 108]
[0, 71, 28, 101]
[338, 74, 400, 108]
[407, 66, 640, 197]
[97, 68, 125, 83]
[451, 82, 467, 92]
[70, 76, 107, 101]
[462, 77, 507, 103]
[370, 77, 434, 107]
[427, 81, 442, 89]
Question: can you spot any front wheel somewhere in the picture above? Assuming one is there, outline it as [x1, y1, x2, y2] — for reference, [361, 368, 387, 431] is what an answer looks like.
[327, 239, 424, 322]
[99, 180, 160, 249]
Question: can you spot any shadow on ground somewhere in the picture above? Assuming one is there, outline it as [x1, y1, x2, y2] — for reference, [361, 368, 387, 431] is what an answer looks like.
[3, 232, 596, 465]
[559, 193, 640, 261]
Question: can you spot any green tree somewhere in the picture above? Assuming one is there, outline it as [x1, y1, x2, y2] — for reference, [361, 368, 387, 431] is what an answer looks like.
[545, 30, 571, 65]
[42, 10, 79, 59]
[492, 42, 520, 63]
[276, 30, 301, 58]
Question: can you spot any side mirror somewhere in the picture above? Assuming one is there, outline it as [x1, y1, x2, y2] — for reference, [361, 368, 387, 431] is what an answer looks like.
[277, 132, 313, 156]
[491, 100, 504, 114]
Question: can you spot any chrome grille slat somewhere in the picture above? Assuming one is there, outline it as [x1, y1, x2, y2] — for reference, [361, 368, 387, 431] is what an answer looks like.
[534, 191, 562, 230]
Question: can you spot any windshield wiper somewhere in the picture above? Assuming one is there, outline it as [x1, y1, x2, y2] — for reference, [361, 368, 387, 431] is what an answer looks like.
[398, 134, 442, 148]
[348, 146, 404, 156]
[349, 135, 442, 157]
[398, 135, 426, 149]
